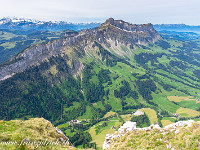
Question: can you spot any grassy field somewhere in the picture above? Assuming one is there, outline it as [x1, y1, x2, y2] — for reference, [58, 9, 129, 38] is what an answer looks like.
[161, 120, 174, 127]
[120, 114, 132, 121]
[162, 117, 176, 122]
[152, 93, 180, 113]
[88, 120, 122, 148]
[49, 65, 58, 75]
[138, 108, 158, 124]
[91, 128, 115, 147]
[167, 96, 196, 102]
[161, 117, 176, 127]
[177, 100, 200, 111]
[1, 42, 16, 49]
[57, 122, 70, 128]
[77, 105, 94, 120]
[103, 111, 116, 118]
[93, 101, 106, 110]
[176, 107, 200, 117]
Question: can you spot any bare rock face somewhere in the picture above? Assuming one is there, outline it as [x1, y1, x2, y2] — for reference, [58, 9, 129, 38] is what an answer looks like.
[0, 18, 162, 81]
[0, 39, 65, 81]
[68, 18, 161, 48]
[104, 18, 154, 32]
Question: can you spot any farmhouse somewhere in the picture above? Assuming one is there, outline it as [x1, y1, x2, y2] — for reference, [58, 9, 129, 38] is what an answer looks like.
[69, 120, 81, 126]
[171, 113, 181, 117]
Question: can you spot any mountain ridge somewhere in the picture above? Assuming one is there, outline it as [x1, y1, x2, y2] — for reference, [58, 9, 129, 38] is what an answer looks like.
[154, 24, 200, 33]
[0, 17, 101, 31]
[0, 18, 161, 81]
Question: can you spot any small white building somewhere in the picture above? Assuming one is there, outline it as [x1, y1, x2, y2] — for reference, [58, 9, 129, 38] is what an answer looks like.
[69, 120, 81, 126]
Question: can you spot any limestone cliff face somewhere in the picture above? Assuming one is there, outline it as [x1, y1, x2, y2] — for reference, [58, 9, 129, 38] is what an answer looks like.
[99, 18, 161, 45]
[104, 18, 155, 32]
[0, 18, 162, 81]
[0, 39, 65, 81]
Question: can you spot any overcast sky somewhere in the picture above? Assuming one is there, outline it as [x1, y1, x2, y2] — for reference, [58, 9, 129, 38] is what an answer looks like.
[0, 0, 200, 25]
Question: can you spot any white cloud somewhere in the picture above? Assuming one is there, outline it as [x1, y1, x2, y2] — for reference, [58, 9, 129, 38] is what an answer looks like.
[0, 0, 199, 24]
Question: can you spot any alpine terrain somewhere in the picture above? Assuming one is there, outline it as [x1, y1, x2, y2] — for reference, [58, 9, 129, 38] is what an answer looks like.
[0, 18, 200, 149]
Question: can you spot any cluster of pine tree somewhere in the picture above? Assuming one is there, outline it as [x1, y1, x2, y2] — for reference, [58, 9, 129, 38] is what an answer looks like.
[0, 56, 85, 124]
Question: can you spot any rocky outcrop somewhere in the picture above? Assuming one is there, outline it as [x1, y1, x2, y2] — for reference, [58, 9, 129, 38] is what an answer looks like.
[103, 121, 137, 149]
[103, 120, 198, 149]
[118, 121, 137, 135]
[0, 118, 73, 149]
[133, 110, 144, 116]
[164, 120, 195, 129]
[45, 119, 73, 146]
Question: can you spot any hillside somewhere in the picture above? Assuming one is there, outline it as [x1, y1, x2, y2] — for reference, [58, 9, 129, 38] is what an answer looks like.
[0, 18, 200, 148]
[0, 118, 73, 150]
[106, 120, 200, 149]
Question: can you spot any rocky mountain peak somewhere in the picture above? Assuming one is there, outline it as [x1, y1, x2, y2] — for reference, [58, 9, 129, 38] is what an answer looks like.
[104, 18, 115, 25]
[102, 18, 154, 32]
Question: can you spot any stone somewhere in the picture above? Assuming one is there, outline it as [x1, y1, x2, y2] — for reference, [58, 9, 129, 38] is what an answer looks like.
[118, 121, 137, 135]
[133, 110, 144, 116]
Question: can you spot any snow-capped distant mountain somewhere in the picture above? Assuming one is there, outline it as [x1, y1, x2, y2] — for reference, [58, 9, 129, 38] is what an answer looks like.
[0, 17, 40, 24]
[0, 17, 101, 31]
